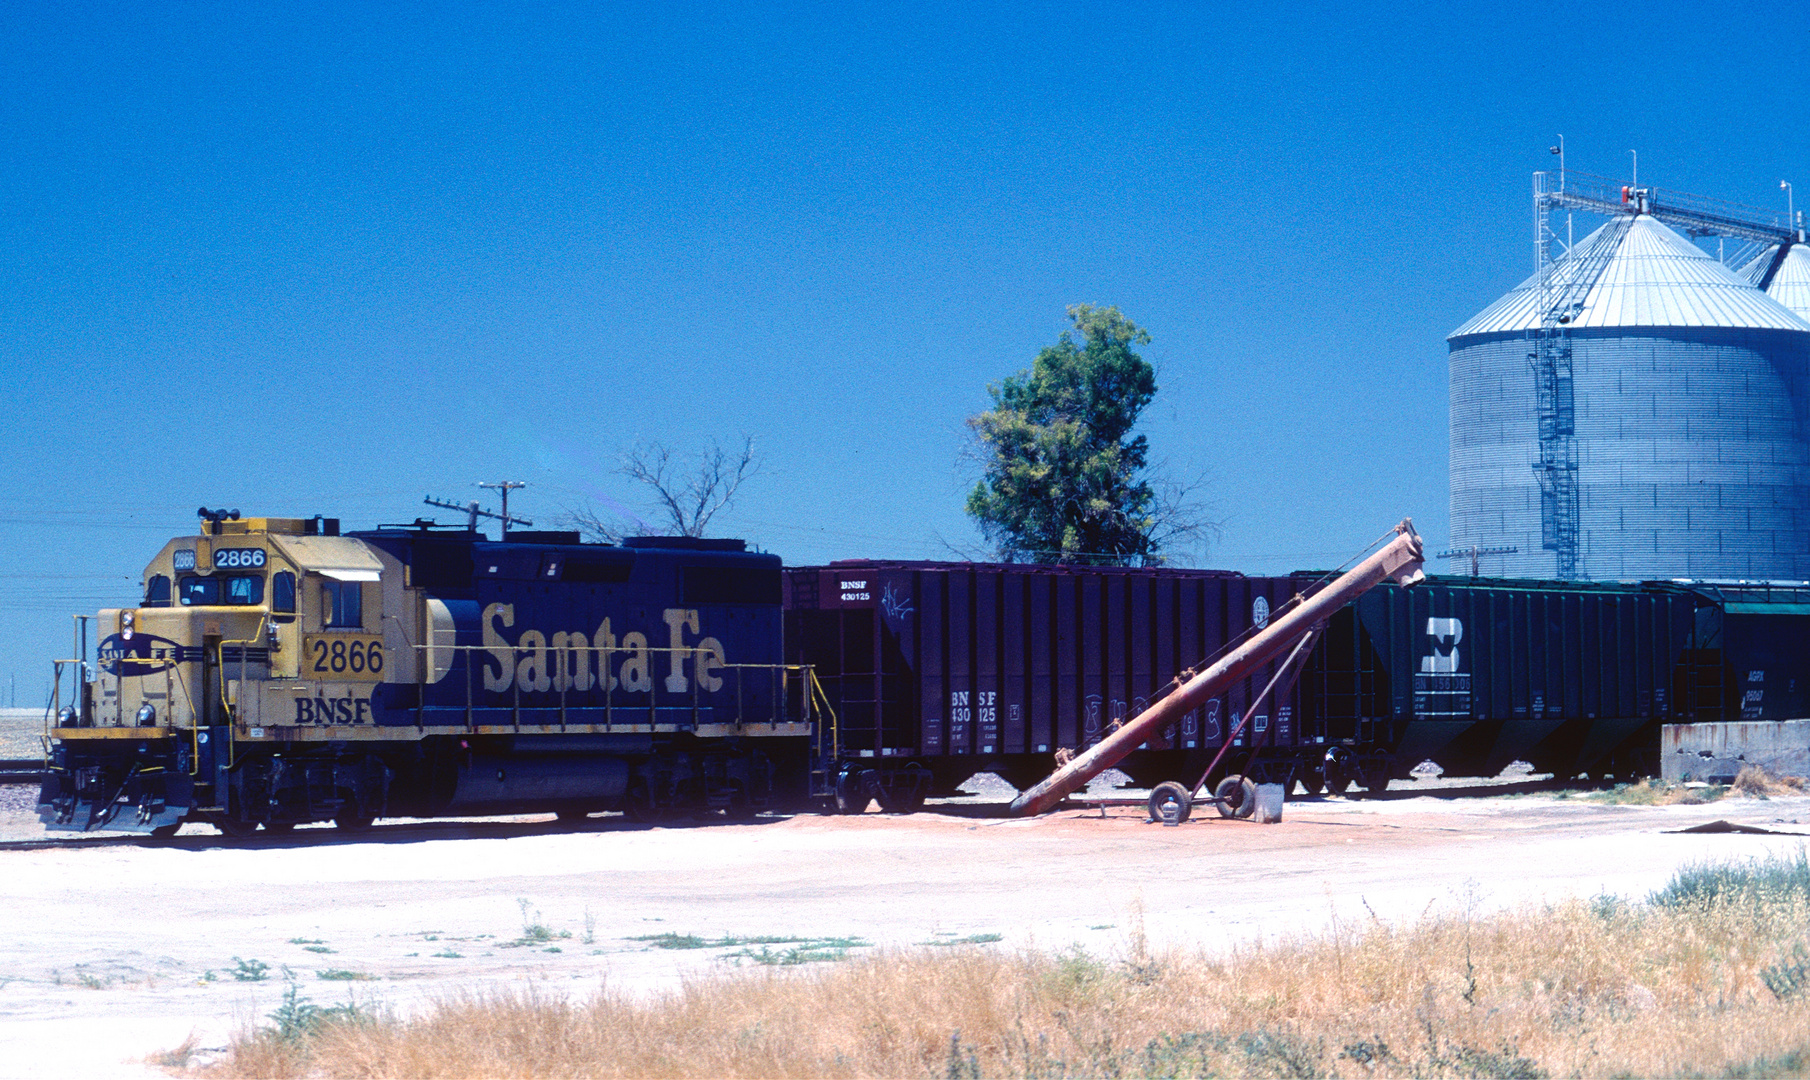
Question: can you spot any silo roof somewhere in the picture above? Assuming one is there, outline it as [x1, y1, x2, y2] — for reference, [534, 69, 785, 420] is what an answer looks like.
[1449, 214, 1810, 339]
[1736, 242, 1810, 321]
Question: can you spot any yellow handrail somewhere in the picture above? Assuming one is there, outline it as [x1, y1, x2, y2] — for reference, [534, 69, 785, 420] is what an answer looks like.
[807, 667, 839, 762]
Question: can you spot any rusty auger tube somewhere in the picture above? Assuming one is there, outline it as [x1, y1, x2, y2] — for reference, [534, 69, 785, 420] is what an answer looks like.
[1005, 519, 1427, 817]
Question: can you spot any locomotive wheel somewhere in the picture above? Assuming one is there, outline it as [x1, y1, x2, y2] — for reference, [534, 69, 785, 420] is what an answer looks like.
[214, 817, 258, 839]
[555, 810, 591, 824]
[150, 823, 181, 839]
[627, 803, 683, 824]
[1214, 775, 1257, 819]
[262, 821, 296, 834]
[721, 786, 759, 820]
[1147, 781, 1193, 823]
[334, 814, 374, 832]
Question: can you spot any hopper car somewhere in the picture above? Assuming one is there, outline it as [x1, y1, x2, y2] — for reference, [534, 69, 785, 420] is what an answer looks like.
[787, 562, 1810, 806]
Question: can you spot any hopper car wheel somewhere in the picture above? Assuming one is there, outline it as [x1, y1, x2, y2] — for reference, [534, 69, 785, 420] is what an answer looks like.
[555, 810, 591, 824]
[1214, 775, 1257, 820]
[1357, 764, 1391, 795]
[215, 817, 258, 839]
[1323, 763, 1351, 795]
[262, 822, 296, 834]
[1147, 781, 1193, 823]
[334, 814, 374, 832]
[834, 768, 875, 815]
[150, 823, 181, 839]
[1298, 771, 1326, 797]
[877, 787, 926, 815]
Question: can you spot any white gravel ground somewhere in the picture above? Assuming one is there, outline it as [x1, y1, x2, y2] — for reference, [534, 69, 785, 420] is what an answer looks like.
[0, 780, 1806, 1079]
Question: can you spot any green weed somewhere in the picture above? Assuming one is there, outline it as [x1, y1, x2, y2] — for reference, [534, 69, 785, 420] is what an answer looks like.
[1761, 943, 1810, 1001]
[923, 933, 1004, 946]
[265, 977, 375, 1044]
[630, 932, 709, 949]
[230, 957, 270, 982]
[726, 939, 868, 966]
[1651, 847, 1810, 909]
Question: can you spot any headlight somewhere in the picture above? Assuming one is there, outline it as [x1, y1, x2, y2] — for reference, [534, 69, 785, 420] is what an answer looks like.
[57, 707, 77, 727]
[136, 703, 156, 725]
[122, 610, 135, 628]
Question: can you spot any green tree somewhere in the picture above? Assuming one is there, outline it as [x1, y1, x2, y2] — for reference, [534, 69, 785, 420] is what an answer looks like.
[966, 304, 1207, 565]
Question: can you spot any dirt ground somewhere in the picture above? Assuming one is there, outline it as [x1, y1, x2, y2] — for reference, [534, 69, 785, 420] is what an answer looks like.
[1, 773, 1807, 1080]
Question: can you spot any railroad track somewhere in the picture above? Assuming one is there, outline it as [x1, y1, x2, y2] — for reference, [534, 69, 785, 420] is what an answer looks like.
[0, 758, 46, 784]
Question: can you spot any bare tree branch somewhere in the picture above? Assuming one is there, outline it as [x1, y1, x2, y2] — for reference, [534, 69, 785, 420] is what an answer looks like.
[560, 503, 629, 544]
[1142, 466, 1223, 567]
[586, 435, 756, 535]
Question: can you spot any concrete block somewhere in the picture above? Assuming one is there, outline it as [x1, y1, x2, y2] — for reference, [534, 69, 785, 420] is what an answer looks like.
[1660, 721, 1810, 783]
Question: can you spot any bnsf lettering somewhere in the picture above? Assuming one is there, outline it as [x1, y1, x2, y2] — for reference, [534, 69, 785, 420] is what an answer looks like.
[294, 697, 372, 724]
[481, 603, 727, 695]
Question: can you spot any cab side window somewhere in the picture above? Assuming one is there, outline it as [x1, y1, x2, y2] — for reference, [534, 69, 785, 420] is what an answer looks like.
[322, 580, 363, 628]
[144, 575, 171, 608]
[272, 571, 296, 613]
[225, 575, 264, 606]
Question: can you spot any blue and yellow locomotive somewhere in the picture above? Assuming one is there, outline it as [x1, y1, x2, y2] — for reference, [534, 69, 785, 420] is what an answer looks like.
[39, 511, 819, 835]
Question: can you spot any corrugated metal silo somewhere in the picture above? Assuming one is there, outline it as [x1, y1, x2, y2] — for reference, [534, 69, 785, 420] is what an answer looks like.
[1449, 214, 1810, 581]
[1738, 242, 1810, 320]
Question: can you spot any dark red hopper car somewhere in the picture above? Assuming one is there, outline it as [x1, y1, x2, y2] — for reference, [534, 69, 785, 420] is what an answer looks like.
[785, 561, 1311, 798]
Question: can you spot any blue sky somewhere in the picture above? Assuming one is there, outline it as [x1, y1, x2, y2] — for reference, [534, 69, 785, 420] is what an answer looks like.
[2, 1, 1806, 701]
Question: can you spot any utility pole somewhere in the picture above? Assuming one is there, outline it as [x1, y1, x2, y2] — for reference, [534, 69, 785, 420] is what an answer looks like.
[478, 481, 529, 538]
[424, 491, 533, 537]
[1437, 545, 1519, 578]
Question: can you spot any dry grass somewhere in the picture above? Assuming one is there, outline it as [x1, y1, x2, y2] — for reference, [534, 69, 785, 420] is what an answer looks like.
[1584, 777, 1728, 806]
[1588, 766, 1807, 806]
[1732, 765, 1809, 798]
[209, 852, 1810, 1079]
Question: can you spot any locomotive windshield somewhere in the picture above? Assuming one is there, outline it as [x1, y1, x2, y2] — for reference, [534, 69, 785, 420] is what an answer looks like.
[144, 574, 171, 607]
[178, 574, 266, 606]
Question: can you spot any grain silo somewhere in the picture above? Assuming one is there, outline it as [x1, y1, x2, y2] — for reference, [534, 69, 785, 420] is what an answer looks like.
[1739, 240, 1810, 320]
[1448, 209, 1810, 582]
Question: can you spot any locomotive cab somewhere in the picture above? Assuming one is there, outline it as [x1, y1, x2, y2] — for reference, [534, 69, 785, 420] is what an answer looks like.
[87, 515, 375, 732]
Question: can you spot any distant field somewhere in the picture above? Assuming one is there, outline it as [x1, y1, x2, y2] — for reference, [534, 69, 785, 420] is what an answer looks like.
[0, 709, 46, 759]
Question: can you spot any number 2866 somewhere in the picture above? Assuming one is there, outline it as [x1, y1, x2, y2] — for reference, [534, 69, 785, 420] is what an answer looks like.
[304, 634, 384, 680]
